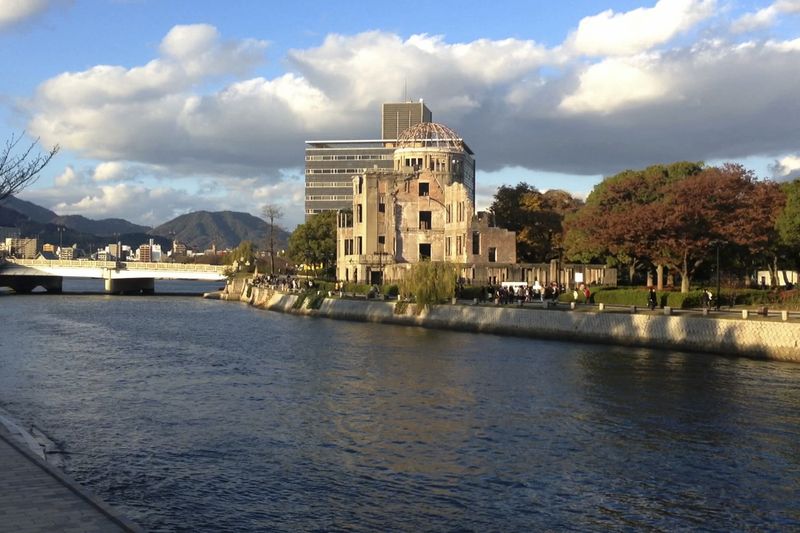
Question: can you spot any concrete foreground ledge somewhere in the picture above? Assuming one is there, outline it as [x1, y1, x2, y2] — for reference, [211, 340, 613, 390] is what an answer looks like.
[223, 285, 800, 362]
[0, 424, 143, 533]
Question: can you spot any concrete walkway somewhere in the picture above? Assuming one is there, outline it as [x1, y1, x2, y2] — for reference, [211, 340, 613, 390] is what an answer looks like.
[0, 425, 142, 532]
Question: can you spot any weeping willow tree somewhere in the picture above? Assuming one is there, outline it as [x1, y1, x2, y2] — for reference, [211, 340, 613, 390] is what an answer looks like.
[398, 261, 458, 310]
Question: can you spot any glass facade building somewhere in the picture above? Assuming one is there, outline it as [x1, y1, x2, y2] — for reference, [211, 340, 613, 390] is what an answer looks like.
[304, 101, 432, 218]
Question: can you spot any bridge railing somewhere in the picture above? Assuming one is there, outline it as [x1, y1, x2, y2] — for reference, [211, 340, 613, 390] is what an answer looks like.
[121, 262, 228, 274]
[6, 258, 227, 274]
[7, 259, 118, 268]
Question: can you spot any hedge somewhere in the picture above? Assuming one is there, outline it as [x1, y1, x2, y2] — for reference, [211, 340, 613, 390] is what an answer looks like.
[459, 286, 488, 300]
[564, 287, 779, 309]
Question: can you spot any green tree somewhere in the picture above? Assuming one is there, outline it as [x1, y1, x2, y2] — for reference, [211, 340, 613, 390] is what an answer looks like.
[288, 211, 336, 277]
[765, 178, 799, 284]
[777, 179, 800, 250]
[224, 241, 256, 271]
[398, 261, 457, 310]
[489, 183, 582, 262]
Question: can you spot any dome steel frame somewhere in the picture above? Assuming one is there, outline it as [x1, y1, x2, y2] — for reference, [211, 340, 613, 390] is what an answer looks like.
[396, 122, 465, 151]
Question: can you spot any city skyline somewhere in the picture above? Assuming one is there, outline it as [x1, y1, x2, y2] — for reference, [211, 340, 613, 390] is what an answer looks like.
[1, 0, 799, 229]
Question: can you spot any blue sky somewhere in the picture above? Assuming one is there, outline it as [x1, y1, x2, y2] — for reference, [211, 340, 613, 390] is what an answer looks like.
[1, 0, 799, 229]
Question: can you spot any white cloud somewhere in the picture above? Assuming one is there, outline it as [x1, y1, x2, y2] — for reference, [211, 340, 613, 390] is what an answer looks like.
[559, 54, 673, 114]
[289, 31, 550, 115]
[53, 165, 77, 187]
[567, 0, 716, 56]
[34, 24, 266, 108]
[0, 0, 58, 30]
[733, 1, 800, 33]
[93, 161, 127, 182]
[23, 162, 305, 228]
[27, 27, 550, 178]
[19, 14, 800, 212]
[770, 154, 800, 180]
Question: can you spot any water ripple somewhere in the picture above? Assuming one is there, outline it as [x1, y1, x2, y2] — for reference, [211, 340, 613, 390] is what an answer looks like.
[0, 289, 799, 531]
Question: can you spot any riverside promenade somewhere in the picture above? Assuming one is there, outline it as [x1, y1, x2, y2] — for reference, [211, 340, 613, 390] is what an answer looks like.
[219, 281, 800, 362]
[0, 424, 142, 532]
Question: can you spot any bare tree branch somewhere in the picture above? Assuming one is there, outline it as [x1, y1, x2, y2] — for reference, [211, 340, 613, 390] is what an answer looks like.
[0, 133, 60, 202]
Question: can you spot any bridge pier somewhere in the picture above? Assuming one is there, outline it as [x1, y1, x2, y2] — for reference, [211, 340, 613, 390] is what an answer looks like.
[104, 278, 155, 295]
[0, 275, 63, 293]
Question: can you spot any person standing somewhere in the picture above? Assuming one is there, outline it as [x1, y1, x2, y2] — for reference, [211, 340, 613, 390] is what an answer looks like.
[648, 287, 657, 310]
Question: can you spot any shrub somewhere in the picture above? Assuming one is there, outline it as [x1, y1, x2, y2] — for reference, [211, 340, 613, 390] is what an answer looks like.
[382, 284, 399, 298]
[306, 292, 325, 309]
[567, 287, 774, 309]
[292, 293, 306, 309]
[341, 282, 372, 295]
[459, 285, 486, 300]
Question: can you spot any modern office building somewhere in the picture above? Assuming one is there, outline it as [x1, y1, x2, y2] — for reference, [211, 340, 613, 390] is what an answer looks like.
[381, 101, 432, 141]
[304, 101, 432, 218]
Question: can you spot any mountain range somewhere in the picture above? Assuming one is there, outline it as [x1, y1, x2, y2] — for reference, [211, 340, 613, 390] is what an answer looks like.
[0, 196, 289, 252]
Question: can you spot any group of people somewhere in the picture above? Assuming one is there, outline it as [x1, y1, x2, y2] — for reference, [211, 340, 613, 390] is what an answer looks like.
[485, 280, 563, 305]
[572, 283, 593, 304]
[251, 274, 314, 292]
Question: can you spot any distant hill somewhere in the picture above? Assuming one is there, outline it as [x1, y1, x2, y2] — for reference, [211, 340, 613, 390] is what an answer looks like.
[1, 196, 149, 235]
[150, 210, 289, 251]
[1, 197, 287, 252]
[51, 214, 150, 236]
[0, 204, 29, 227]
[1, 196, 57, 223]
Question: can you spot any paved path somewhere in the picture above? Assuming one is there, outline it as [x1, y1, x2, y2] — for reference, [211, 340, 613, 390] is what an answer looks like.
[0, 425, 142, 532]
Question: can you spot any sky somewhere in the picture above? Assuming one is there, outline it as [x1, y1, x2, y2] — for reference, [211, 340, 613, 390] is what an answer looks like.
[1, 0, 799, 230]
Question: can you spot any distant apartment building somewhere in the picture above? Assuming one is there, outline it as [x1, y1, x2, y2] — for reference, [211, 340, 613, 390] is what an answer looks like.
[172, 240, 187, 256]
[108, 242, 122, 260]
[138, 244, 152, 262]
[304, 101, 432, 218]
[106, 243, 132, 261]
[42, 243, 56, 254]
[5, 237, 38, 259]
[58, 246, 74, 260]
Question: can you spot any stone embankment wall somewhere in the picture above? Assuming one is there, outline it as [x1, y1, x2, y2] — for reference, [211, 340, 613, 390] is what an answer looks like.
[221, 283, 800, 362]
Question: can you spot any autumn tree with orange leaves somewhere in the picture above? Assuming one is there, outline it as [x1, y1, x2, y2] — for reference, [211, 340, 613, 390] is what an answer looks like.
[565, 162, 784, 292]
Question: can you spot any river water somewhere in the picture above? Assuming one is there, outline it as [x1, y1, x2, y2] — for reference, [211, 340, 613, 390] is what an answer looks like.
[0, 280, 799, 532]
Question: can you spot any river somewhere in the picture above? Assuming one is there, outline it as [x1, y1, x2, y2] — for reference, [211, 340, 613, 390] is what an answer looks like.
[0, 280, 799, 531]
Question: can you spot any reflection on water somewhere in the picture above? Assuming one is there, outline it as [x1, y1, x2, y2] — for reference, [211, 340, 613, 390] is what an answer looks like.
[0, 293, 798, 531]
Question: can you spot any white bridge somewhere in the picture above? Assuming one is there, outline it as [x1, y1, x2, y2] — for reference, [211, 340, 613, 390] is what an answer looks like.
[0, 258, 227, 294]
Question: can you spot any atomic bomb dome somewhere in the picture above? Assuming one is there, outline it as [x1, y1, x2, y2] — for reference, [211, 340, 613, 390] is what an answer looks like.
[396, 122, 466, 151]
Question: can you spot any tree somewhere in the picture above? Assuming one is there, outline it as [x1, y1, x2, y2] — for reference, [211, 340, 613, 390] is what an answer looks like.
[565, 162, 704, 287]
[650, 164, 782, 292]
[1, 133, 59, 202]
[224, 241, 256, 271]
[489, 183, 582, 262]
[288, 211, 336, 277]
[398, 261, 457, 310]
[776, 179, 800, 253]
[261, 204, 284, 274]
